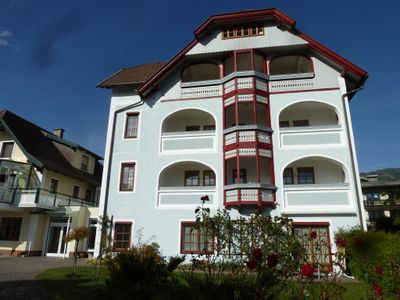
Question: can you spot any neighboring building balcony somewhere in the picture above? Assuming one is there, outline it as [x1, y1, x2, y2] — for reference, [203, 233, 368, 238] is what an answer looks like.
[0, 187, 96, 210]
[161, 109, 216, 153]
[282, 156, 353, 214]
[279, 101, 342, 148]
[158, 161, 216, 207]
[364, 199, 400, 210]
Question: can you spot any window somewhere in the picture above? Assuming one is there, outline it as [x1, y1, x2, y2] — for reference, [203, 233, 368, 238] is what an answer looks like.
[233, 169, 247, 184]
[120, 163, 135, 191]
[368, 210, 385, 220]
[72, 185, 80, 199]
[222, 25, 263, 40]
[293, 224, 331, 266]
[366, 192, 380, 200]
[293, 120, 309, 127]
[185, 126, 200, 131]
[80, 155, 89, 171]
[181, 63, 220, 82]
[1, 142, 14, 158]
[297, 167, 315, 184]
[50, 179, 59, 193]
[283, 168, 294, 185]
[203, 125, 215, 131]
[203, 170, 216, 186]
[181, 222, 213, 254]
[87, 219, 97, 250]
[185, 171, 200, 186]
[113, 222, 132, 251]
[269, 55, 313, 75]
[0, 217, 22, 241]
[279, 121, 290, 128]
[85, 189, 92, 202]
[224, 50, 265, 76]
[125, 113, 139, 138]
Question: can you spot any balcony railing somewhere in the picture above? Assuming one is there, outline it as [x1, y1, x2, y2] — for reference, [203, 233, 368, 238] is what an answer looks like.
[160, 131, 216, 153]
[224, 183, 275, 207]
[0, 188, 96, 209]
[279, 125, 342, 147]
[282, 183, 352, 214]
[157, 186, 216, 207]
[364, 199, 400, 209]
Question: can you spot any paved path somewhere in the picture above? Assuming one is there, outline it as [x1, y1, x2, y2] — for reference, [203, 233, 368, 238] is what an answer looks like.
[0, 256, 85, 300]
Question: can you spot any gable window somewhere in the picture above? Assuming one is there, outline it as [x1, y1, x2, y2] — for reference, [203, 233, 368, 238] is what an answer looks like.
[181, 63, 220, 82]
[185, 171, 200, 186]
[0, 217, 23, 241]
[125, 113, 139, 138]
[81, 155, 89, 171]
[283, 168, 294, 185]
[72, 185, 80, 199]
[293, 223, 331, 266]
[222, 25, 263, 40]
[297, 167, 315, 184]
[120, 163, 135, 191]
[113, 222, 132, 251]
[203, 170, 216, 186]
[181, 222, 213, 254]
[293, 120, 309, 127]
[233, 169, 247, 184]
[0, 142, 14, 158]
[50, 179, 59, 193]
[269, 55, 313, 76]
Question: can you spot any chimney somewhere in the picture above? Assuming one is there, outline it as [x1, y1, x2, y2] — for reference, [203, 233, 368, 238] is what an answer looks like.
[52, 128, 65, 138]
[366, 175, 378, 182]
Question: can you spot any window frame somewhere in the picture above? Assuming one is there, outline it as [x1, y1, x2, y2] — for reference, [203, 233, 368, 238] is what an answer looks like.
[0, 217, 23, 241]
[86, 218, 97, 250]
[113, 221, 132, 252]
[50, 178, 59, 194]
[269, 54, 314, 77]
[72, 185, 80, 199]
[224, 49, 266, 76]
[233, 169, 247, 184]
[80, 155, 89, 171]
[297, 167, 315, 184]
[124, 112, 140, 139]
[203, 170, 216, 186]
[279, 121, 290, 128]
[184, 170, 200, 187]
[119, 162, 136, 192]
[181, 62, 220, 83]
[180, 221, 214, 254]
[293, 120, 310, 127]
[222, 24, 264, 40]
[185, 125, 201, 132]
[283, 168, 294, 185]
[0, 142, 14, 158]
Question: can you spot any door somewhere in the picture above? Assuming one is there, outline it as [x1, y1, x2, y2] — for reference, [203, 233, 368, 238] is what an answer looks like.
[46, 222, 68, 256]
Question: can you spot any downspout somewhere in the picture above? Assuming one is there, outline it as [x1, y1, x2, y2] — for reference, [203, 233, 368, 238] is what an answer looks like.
[341, 84, 367, 231]
[98, 93, 144, 255]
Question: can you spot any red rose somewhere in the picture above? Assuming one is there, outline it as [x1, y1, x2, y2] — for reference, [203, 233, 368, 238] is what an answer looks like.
[301, 263, 314, 278]
[247, 259, 257, 271]
[267, 254, 278, 268]
[335, 238, 346, 248]
[252, 248, 262, 261]
[372, 283, 383, 296]
[310, 231, 317, 239]
[375, 265, 383, 275]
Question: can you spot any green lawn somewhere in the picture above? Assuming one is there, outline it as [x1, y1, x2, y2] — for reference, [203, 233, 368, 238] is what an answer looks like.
[37, 266, 370, 300]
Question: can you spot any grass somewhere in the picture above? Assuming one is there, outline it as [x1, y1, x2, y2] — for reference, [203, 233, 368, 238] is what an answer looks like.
[36, 266, 109, 300]
[37, 266, 370, 299]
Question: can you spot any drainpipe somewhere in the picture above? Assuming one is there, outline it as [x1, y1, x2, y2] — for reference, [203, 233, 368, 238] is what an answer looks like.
[97, 94, 144, 257]
[341, 84, 367, 231]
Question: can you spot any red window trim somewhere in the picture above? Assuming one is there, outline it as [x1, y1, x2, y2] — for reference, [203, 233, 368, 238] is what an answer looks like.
[180, 221, 214, 254]
[113, 221, 132, 252]
[119, 162, 136, 192]
[124, 112, 139, 139]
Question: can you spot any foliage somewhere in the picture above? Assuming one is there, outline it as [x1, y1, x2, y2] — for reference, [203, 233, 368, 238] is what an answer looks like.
[65, 226, 89, 274]
[337, 228, 400, 298]
[105, 243, 186, 299]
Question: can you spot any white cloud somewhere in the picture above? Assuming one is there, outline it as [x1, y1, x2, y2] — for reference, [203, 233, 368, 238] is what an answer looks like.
[0, 38, 9, 46]
[0, 28, 12, 47]
[0, 29, 12, 37]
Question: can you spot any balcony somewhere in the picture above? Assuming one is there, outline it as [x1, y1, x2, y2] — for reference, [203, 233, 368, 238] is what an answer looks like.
[0, 188, 96, 209]
[279, 101, 341, 147]
[161, 109, 216, 153]
[158, 162, 216, 207]
[282, 157, 353, 214]
[224, 184, 275, 207]
[224, 126, 271, 149]
[364, 199, 400, 210]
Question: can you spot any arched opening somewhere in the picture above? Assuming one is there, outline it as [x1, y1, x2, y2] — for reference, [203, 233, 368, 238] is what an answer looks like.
[283, 156, 347, 186]
[279, 101, 339, 128]
[181, 63, 220, 82]
[162, 109, 216, 134]
[269, 55, 313, 75]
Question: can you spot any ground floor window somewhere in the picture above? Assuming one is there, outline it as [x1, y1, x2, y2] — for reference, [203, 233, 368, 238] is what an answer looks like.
[87, 218, 97, 250]
[0, 217, 23, 241]
[293, 223, 332, 266]
[181, 222, 213, 254]
[113, 222, 132, 251]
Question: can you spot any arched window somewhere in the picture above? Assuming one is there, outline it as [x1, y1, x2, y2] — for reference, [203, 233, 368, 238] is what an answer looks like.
[181, 63, 220, 82]
[269, 55, 313, 75]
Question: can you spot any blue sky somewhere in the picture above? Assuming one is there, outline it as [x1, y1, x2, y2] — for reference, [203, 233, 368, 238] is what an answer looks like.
[0, 0, 399, 172]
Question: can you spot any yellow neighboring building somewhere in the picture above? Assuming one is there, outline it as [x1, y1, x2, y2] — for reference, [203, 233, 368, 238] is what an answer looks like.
[0, 110, 102, 257]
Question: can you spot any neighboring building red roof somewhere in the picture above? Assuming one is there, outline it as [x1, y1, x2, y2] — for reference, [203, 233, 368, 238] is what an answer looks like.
[97, 62, 167, 88]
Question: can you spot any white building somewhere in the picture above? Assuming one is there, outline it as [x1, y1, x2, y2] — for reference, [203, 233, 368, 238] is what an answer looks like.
[96, 9, 368, 266]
